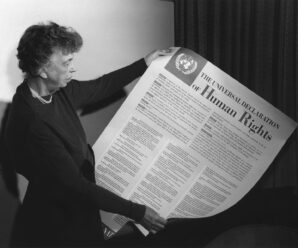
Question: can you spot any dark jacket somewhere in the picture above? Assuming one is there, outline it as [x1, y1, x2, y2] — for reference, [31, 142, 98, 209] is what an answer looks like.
[4, 59, 147, 247]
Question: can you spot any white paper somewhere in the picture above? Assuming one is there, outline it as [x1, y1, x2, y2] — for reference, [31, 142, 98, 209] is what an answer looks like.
[93, 47, 297, 237]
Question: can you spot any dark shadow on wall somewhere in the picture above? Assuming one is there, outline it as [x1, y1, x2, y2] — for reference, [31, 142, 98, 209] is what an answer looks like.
[0, 41, 21, 248]
[0, 101, 20, 248]
[0, 45, 23, 199]
[0, 102, 19, 198]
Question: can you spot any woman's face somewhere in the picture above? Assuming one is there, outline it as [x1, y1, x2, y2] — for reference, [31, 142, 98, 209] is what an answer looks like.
[43, 49, 76, 93]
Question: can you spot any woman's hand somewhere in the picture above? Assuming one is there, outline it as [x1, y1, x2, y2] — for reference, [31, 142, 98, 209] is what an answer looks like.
[144, 48, 173, 66]
[139, 206, 167, 234]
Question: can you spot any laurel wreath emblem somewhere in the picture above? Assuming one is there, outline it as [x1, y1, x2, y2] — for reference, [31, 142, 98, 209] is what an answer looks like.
[175, 53, 198, 75]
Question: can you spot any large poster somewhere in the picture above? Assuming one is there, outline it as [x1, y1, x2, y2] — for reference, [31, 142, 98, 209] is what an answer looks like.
[93, 47, 297, 236]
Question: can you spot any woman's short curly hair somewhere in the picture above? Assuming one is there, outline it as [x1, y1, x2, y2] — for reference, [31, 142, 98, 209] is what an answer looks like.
[17, 21, 83, 77]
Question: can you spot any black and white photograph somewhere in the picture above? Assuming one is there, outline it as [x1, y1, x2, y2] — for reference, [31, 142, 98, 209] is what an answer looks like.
[0, 0, 297, 247]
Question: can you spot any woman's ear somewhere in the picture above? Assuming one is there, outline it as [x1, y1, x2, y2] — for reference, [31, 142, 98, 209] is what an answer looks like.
[40, 72, 48, 79]
[38, 68, 48, 79]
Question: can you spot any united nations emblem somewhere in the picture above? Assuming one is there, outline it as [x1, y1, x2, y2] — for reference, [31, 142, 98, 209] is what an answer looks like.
[175, 53, 198, 75]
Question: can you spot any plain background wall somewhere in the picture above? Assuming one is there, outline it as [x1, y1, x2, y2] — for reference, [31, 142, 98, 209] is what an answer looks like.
[0, 0, 174, 246]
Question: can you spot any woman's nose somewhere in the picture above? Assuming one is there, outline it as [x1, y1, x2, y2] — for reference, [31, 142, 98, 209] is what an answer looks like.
[69, 63, 76, 73]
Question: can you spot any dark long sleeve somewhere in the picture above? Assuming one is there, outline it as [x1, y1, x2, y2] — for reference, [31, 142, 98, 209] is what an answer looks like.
[65, 58, 147, 109]
[25, 118, 145, 222]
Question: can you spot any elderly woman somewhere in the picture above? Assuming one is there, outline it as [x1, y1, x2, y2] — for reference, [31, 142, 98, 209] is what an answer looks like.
[4, 21, 167, 247]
